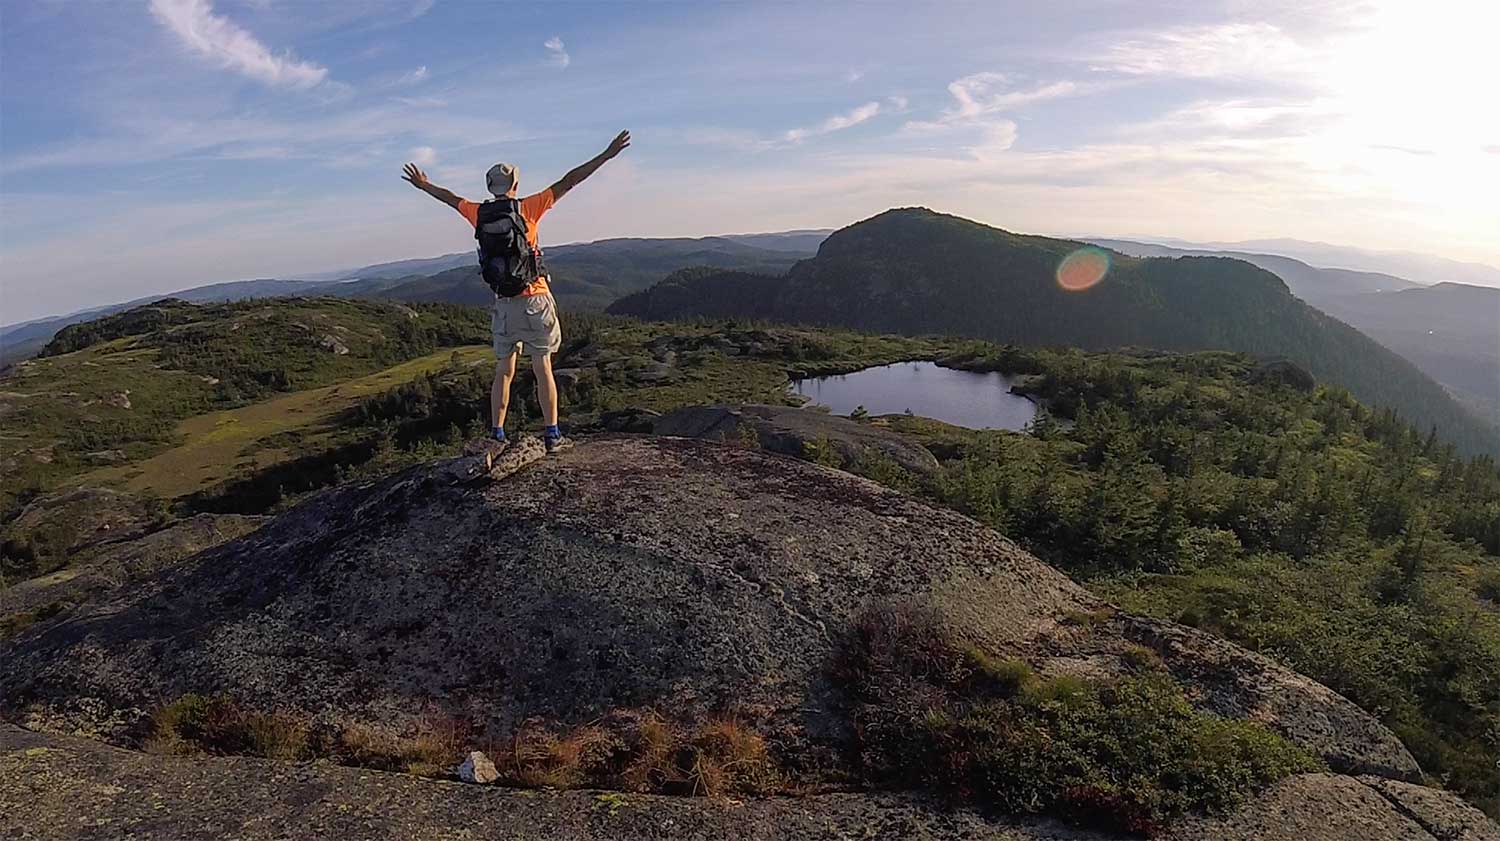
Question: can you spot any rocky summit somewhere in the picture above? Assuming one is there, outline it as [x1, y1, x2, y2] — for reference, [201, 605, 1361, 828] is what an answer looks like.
[1, 433, 1492, 838]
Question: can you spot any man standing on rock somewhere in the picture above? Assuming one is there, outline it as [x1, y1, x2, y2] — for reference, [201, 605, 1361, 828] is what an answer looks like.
[401, 130, 631, 454]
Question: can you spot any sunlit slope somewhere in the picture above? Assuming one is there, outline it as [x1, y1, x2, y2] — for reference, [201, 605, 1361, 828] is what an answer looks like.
[0, 298, 487, 509]
[74, 345, 491, 499]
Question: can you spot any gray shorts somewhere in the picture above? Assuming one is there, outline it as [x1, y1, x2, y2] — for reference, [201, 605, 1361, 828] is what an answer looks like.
[492, 292, 562, 357]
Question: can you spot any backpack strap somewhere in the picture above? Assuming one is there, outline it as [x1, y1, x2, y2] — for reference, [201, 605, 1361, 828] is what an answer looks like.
[475, 198, 523, 235]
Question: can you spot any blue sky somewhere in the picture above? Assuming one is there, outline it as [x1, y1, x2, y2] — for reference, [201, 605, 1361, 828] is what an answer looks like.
[1, 0, 1496, 323]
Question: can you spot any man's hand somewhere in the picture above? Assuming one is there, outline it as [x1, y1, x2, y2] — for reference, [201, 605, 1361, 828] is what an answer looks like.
[552, 131, 632, 200]
[402, 163, 430, 189]
[603, 130, 631, 160]
[402, 163, 462, 209]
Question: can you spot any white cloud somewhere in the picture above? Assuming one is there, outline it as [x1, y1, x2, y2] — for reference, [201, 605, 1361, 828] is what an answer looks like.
[394, 65, 429, 86]
[845, 69, 864, 83]
[886, 95, 908, 112]
[1094, 22, 1311, 81]
[148, 0, 329, 89]
[784, 101, 882, 143]
[410, 146, 437, 166]
[894, 73, 1077, 162]
[544, 36, 570, 68]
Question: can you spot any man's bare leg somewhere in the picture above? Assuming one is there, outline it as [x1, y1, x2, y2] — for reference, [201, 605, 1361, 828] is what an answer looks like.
[533, 352, 568, 452]
[491, 347, 519, 433]
[533, 353, 558, 428]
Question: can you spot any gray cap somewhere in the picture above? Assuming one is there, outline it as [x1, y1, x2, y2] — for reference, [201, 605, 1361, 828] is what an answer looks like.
[486, 162, 519, 197]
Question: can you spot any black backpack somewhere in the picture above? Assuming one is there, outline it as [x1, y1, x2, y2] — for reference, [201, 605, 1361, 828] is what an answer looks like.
[474, 198, 545, 297]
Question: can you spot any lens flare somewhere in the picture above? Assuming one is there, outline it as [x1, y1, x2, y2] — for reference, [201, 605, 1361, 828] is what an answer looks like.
[1056, 246, 1110, 292]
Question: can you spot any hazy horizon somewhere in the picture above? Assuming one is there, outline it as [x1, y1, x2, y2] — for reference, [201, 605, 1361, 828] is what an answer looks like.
[3, 0, 1498, 323]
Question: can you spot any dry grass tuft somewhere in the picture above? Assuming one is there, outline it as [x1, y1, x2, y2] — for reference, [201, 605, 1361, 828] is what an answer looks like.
[501, 720, 620, 788]
[334, 714, 470, 777]
[488, 709, 779, 798]
[143, 694, 780, 797]
[144, 694, 308, 760]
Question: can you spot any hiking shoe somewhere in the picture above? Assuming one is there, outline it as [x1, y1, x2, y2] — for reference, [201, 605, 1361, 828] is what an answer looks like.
[544, 435, 571, 455]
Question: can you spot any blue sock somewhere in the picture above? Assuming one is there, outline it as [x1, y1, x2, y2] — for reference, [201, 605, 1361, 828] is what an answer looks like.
[491, 426, 506, 442]
[544, 424, 561, 440]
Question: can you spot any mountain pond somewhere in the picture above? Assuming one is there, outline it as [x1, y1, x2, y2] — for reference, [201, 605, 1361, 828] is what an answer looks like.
[790, 361, 1038, 430]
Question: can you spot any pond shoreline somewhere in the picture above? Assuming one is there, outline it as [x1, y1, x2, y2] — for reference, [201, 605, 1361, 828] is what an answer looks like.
[788, 360, 1040, 431]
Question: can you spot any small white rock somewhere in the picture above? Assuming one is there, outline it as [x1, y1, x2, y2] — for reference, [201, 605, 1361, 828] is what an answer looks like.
[457, 751, 498, 784]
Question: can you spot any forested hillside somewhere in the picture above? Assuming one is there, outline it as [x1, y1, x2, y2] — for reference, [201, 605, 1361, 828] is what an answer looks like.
[610, 208, 1499, 455]
[882, 344, 1500, 813]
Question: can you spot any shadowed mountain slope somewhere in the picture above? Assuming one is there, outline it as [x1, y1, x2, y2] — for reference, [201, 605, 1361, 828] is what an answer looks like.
[609, 208, 1498, 454]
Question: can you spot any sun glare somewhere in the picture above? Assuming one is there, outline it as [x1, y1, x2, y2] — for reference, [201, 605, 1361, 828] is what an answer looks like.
[1056, 246, 1110, 292]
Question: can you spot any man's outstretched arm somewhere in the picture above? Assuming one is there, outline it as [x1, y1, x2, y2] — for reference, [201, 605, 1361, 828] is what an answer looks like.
[401, 163, 463, 209]
[548, 130, 631, 201]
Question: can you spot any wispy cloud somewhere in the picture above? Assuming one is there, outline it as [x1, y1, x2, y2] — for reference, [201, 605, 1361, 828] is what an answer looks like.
[784, 101, 882, 143]
[1117, 99, 1329, 140]
[148, 0, 329, 89]
[1094, 22, 1310, 80]
[0, 105, 514, 175]
[894, 73, 1078, 161]
[544, 36, 570, 68]
[393, 95, 447, 108]
[394, 65, 429, 86]
[410, 145, 437, 166]
[906, 73, 1079, 132]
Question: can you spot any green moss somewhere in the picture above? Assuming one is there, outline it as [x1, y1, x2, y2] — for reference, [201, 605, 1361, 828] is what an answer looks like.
[962, 649, 1035, 697]
[0, 601, 65, 640]
[1120, 644, 1165, 672]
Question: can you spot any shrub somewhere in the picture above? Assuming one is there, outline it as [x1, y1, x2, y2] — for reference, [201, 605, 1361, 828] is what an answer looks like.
[146, 694, 308, 761]
[1120, 643, 1165, 672]
[801, 436, 842, 468]
[1477, 567, 1500, 604]
[837, 602, 1321, 835]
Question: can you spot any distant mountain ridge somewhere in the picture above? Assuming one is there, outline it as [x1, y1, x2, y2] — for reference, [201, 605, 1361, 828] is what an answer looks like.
[1089, 239, 1498, 416]
[610, 208, 1499, 455]
[0, 231, 829, 366]
[1086, 239, 1420, 303]
[1111, 235, 1500, 288]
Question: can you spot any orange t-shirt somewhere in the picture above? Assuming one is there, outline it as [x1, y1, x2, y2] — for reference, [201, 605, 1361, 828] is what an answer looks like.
[457, 189, 556, 297]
